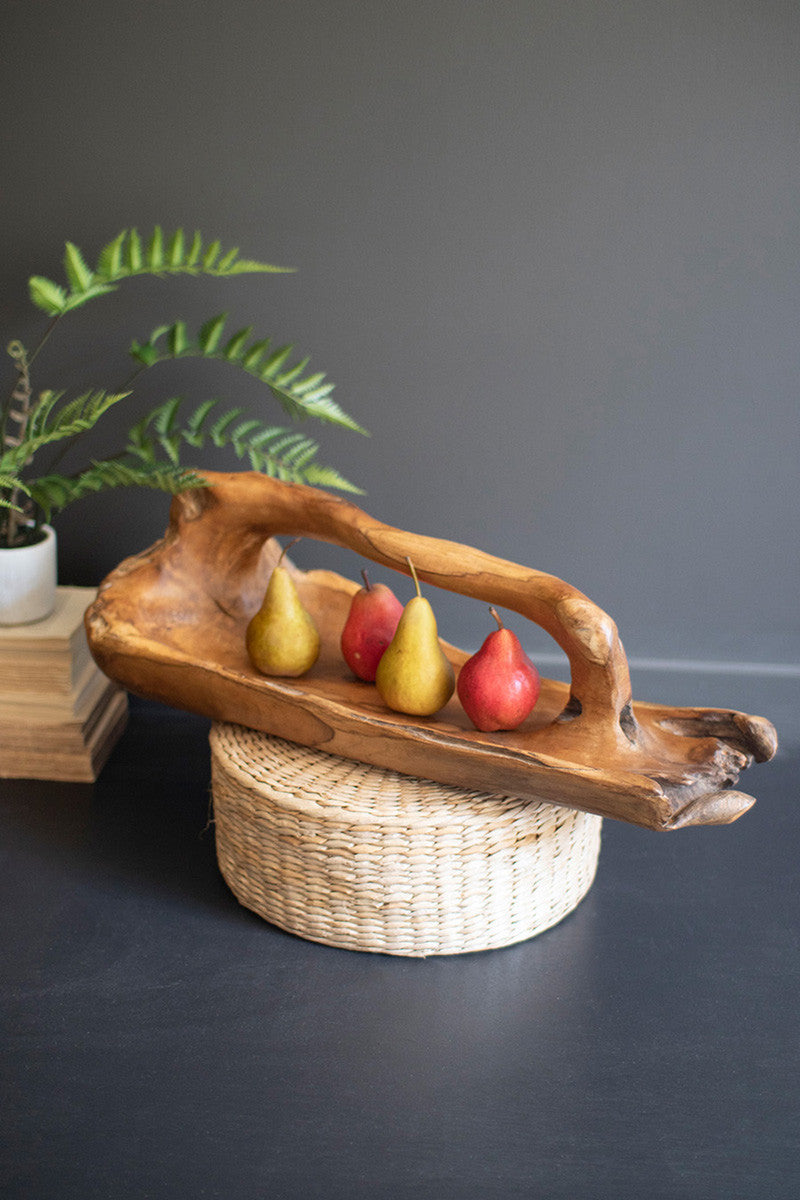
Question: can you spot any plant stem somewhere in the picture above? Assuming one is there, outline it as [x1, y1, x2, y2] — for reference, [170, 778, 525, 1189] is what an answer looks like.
[2, 343, 34, 546]
[1, 317, 61, 546]
[119, 362, 147, 392]
[26, 315, 61, 368]
[1, 316, 60, 448]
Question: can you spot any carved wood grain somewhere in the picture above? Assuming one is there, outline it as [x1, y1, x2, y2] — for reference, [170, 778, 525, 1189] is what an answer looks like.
[85, 472, 777, 831]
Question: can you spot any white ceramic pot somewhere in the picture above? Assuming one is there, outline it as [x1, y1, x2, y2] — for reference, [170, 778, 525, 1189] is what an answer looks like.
[0, 525, 58, 625]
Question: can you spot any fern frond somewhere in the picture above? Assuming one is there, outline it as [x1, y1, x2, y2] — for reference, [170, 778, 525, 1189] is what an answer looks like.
[0, 472, 31, 510]
[27, 389, 63, 438]
[27, 228, 294, 316]
[28, 460, 206, 522]
[128, 316, 367, 434]
[15, 226, 365, 523]
[301, 463, 370, 492]
[0, 391, 129, 473]
[125, 398, 364, 493]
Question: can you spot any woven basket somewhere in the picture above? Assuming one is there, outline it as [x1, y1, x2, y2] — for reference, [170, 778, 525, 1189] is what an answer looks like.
[210, 722, 602, 957]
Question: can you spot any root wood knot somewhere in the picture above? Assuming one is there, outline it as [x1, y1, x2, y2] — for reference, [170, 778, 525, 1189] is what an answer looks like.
[556, 597, 615, 665]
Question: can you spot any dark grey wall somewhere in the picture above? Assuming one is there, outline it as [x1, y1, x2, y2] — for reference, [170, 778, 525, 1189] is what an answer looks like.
[3, 0, 798, 668]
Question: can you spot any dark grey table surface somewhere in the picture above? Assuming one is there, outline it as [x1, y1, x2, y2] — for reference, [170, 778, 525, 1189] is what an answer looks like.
[2, 672, 798, 1200]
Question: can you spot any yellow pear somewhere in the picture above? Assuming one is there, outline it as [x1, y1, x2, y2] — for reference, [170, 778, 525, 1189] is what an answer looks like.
[246, 543, 320, 677]
[375, 558, 455, 716]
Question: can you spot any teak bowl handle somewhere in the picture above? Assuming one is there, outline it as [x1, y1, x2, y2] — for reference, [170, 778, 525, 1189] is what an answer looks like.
[176, 472, 633, 730]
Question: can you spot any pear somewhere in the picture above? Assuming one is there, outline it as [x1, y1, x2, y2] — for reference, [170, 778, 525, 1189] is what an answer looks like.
[457, 607, 540, 731]
[246, 542, 320, 677]
[341, 568, 404, 681]
[375, 558, 455, 716]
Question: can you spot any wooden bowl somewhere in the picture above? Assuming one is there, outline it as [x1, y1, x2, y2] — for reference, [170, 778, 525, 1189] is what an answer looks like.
[85, 472, 777, 832]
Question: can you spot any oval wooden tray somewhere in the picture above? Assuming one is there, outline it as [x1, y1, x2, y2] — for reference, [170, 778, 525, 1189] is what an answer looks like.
[85, 471, 777, 831]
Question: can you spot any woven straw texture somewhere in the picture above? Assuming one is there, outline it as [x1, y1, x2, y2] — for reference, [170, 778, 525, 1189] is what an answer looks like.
[210, 722, 602, 957]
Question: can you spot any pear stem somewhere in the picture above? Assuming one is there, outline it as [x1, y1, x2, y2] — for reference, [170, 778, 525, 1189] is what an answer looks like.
[361, 567, 372, 591]
[277, 536, 302, 567]
[406, 556, 422, 598]
[489, 606, 504, 631]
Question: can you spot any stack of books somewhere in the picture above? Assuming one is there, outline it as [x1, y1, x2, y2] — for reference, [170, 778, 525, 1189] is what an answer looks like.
[0, 586, 128, 782]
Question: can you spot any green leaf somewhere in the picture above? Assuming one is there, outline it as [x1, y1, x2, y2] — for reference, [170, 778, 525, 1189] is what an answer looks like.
[184, 398, 217, 442]
[301, 381, 336, 402]
[247, 425, 293, 449]
[267, 382, 367, 434]
[215, 246, 239, 272]
[222, 259, 295, 275]
[125, 421, 157, 464]
[146, 225, 164, 270]
[185, 230, 203, 268]
[0, 472, 31, 510]
[152, 396, 182, 437]
[109, 397, 364, 494]
[128, 314, 366, 434]
[0, 495, 27, 513]
[29, 460, 206, 520]
[24, 474, 71, 517]
[46, 393, 86, 429]
[260, 344, 293, 376]
[167, 228, 185, 268]
[242, 339, 270, 370]
[162, 436, 183, 466]
[97, 230, 128, 279]
[28, 276, 68, 315]
[63, 242, 94, 292]
[0, 470, 27, 490]
[60, 283, 118, 312]
[210, 408, 244, 444]
[302, 464, 364, 494]
[2, 391, 130, 473]
[202, 240, 221, 270]
[129, 324, 171, 366]
[86, 390, 126, 423]
[288, 439, 319, 469]
[28, 390, 64, 438]
[129, 340, 154, 367]
[222, 327, 252, 360]
[168, 321, 189, 356]
[275, 357, 309, 387]
[28, 228, 293, 325]
[127, 228, 143, 272]
[291, 371, 326, 396]
[259, 432, 308, 467]
[230, 419, 263, 455]
[198, 312, 227, 354]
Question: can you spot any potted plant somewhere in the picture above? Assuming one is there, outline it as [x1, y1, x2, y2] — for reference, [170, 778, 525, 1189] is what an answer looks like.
[0, 226, 366, 624]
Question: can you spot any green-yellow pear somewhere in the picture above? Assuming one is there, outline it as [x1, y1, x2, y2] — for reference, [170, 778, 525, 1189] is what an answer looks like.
[375, 558, 455, 716]
[246, 543, 320, 677]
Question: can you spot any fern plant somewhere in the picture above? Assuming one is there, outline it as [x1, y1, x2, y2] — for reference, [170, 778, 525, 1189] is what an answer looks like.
[1, 227, 366, 549]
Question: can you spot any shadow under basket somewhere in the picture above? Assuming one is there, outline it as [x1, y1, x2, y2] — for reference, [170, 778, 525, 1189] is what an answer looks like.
[210, 722, 602, 957]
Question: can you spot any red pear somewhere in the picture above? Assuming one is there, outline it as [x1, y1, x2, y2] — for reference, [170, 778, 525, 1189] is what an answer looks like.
[457, 608, 540, 731]
[341, 568, 404, 681]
